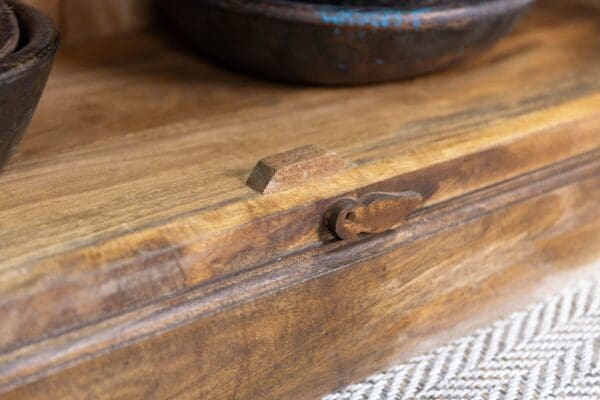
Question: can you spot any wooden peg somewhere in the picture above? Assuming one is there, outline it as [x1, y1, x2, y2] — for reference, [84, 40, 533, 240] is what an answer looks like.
[246, 144, 352, 194]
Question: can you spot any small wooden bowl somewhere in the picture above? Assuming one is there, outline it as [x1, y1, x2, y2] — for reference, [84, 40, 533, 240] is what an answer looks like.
[0, 0, 58, 170]
[159, 0, 535, 85]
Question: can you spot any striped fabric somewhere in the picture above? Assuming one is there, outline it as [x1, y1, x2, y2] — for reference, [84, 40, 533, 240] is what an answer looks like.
[324, 280, 600, 400]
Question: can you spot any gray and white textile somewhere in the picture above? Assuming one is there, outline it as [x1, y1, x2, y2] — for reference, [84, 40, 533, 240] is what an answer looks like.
[324, 280, 600, 400]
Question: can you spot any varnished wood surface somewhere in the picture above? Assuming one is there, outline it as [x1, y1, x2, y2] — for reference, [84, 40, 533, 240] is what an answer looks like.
[21, 0, 152, 43]
[0, 0, 599, 351]
[3, 151, 600, 399]
[60, 0, 152, 42]
[0, 2, 599, 398]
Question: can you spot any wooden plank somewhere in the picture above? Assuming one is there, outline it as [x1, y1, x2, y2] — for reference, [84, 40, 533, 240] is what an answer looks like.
[1, 2, 599, 351]
[0, 2, 598, 396]
[2, 153, 599, 399]
[0, 103, 598, 354]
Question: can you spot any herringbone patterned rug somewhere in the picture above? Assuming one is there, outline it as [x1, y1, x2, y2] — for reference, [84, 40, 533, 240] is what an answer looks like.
[324, 281, 600, 400]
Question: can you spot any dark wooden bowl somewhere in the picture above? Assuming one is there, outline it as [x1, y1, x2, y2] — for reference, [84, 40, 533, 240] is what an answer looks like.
[159, 0, 534, 85]
[0, 0, 58, 170]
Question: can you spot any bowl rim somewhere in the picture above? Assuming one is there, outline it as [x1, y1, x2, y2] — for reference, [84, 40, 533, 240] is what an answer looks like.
[201, 0, 535, 29]
[0, 0, 59, 81]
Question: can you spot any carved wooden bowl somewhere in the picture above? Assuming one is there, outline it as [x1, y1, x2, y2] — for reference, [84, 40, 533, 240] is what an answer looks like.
[160, 0, 535, 84]
[0, 0, 58, 170]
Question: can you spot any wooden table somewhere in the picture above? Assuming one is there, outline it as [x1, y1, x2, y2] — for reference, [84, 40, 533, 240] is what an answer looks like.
[0, 2, 599, 399]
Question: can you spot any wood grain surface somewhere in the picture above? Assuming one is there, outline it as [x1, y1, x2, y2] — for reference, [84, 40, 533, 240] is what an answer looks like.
[60, 0, 152, 43]
[20, 0, 152, 43]
[0, 2, 599, 398]
[3, 150, 600, 400]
